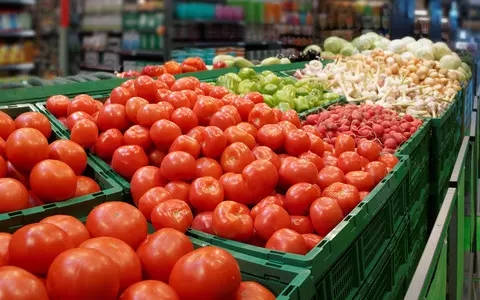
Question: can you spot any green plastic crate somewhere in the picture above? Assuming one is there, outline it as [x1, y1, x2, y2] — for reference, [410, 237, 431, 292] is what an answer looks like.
[175, 67, 239, 81]
[251, 62, 312, 74]
[407, 165, 429, 220]
[297, 97, 347, 120]
[0, 104, 123, 232]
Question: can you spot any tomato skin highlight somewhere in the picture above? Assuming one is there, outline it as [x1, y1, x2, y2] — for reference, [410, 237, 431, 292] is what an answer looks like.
[0, 178, 29, 213]
[120, 280, 180, 300]
[310, 197, 344, 236]
[151, 199, 193, 233]
[212, 201, 253, 242]
[0, 266, 49, 300]
[235, 281, 276, 300]
[265, 228, 307, 255]
[30, 160, 77, 203]
[6, 128, 49, 172]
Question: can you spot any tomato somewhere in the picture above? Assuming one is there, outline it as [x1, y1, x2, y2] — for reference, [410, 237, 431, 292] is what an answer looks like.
[309, 197, 344, 236]
[272, 108, 282, 123]
[96, 104, 130, 132]
[160, 151, 196, 181]
[220, 142, 254, 173]
[86, 201, 148, 249]
[67, 96, 96, 116]
[46, 95, 70, 118]
[209, 111, 236, 131]
[281, 110, 301, 127]
[0, 156, 5, 178]
[360, 156, 369, 169]
[194, 157, 222, 179]
[191, 211, 214, 234]
[166, 91, 190, 109]
[220, 172, 254, 204]
[46, 248, 120, 300]
[323, 155, 338, 167]
[0, 266, 49, 300]
[250, 196, 284, 220]
[66, 111, 93, 131]
[150, 119, 182, 151]
[134, 76, 157, 102]
[284, 129, 311, 156]
[345, 171, 375, 192]
[237, 122, 258, 138]
[120, 280, 180, 300]
[221, 94, 239, 106]
[211, 201, 253, 241]
[308, 133, 325, 157]
[136, 104, 169, 127]
[189, 176, 224, 211]
[324, 142, 333, 152]
[298, 151, 323, 170]
[159, 73, 176, 87]
[14, 112, 52, 139]
[321, 183, 360, 215]
[74, 176, 101, 197]
[6, 162, 29, 187]
[155, 88, 171, 103]
[164, 181, 190, 203]
[198, 82, 212, 95]
[254, 203, 291, 240]
[233, 98, 255, 122]
[0, 112, 15, 141]
[265, 228, 307, 254]
[316, 166, 345, 190]
[357, 140, 382, 161]
[70, 119, 98, 149]
[278, 158, 317, 187]
[40, 215, 90, 247]
[256, 124, 284, 150]
[6, 128, 49, 171]
[365, 161, 388, 185]
[290, 216, 314, 234]
[335, 134, 355, 156]
[111, 145, 149, 180]
[138, 187, 172, 220]
[248, 104, 275, 129]
[130, 166, 165, 205]
[223, 126, 253, 149]
[125, 97, 148, 124]
[171, 77, 195, 91]
[9, 223, 73, 275]
[0, 178, 29, 213]
[151, 199, 193, 232]
[277, 121, 296, 135]
[250, 148, 279, 171]
[123, 125, 152, 151]
[169, 246, 241, 300]
[359, 191, 369, 200]
[0, 233, 11, 267]
[80, 237, 141, 291]
[302, 233, 323, 252]
[148, 149, 166, 167]
[201, 126, 227, 158]
[377, 153, 399, 169]
[209, 86, 229, 99]
[93, 100, 103, 112]
[164, 61, 182, 75]
[49, 139, 87, 175]
[110, 87, 132, 106]
[181, 90, 198, 108]
[169, 135, 201, 158]
[30, 160, 77, 202]
[337, 151, 362, 173]
[235, 281, 276, 300]
[170, 107, 198, 133]
[193, 96, 220, 125]
[284, 183, 321, 215]
[94, 128, 124, 161]
[244, 92, 263, 104]
[242, 160, 278, 203]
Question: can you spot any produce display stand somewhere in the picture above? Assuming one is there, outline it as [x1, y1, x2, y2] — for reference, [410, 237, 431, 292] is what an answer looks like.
[0, 104, 123, 233]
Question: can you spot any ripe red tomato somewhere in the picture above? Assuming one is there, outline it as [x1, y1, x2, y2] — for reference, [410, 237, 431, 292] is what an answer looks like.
[159, 73, 176, 87]
[220, 142, 255, 173]
[290, 216, 314, 234]
[257, 124, 285, 150]
[151, 199, 193, 232]
[224, 126, 255, 149]
[212, 201, 253, 242]
[233, 98, 255, 122]
[337, 151, 362, 173]
[195, 157, 222, 179]
[70, 119, 98, 149]
[193, 96, 220, 125]
[164, 61, 182, 75]
[235, 281, 275, 300]
[357, 140, 382, 161]
[155, 88, 171, 103]
[49, 139, 87, 175]
[30, 160, 77, 202]
[120, 280, 180, 300]
[244, 92, 264, 104]
[125, 97, 149, 124]
[9, 223, 73, 275]
[335, 134, 355, 156]
[316, 166, 345, 189]
[164, 181, 190, 203]
[210, 111, 237, 131]
[67, 96, 96, 116]
[130, 166, 165, 205]
[308, 133, 325, 157]
[0, 112, 15, 141]
[74, 176, 101, 197]
[6, 162, 29, 187]
[0, 233, 11, 267]
[66, 111, 93, 130]
[14, 112, 52, 139]
[254, 204, 290, 240]
[272, 108, 282, 122]
[252, 146, 281, 169]
[323, 155, 338, 167]
[80, 237, 142, 291]
[111, 145, 149, 179]
[220, 172, 254, 204]
[284, 129, 311, 156]
[189, 176, 224, 211]
[0, 266, 49, 300]
[123, 125, 152, 151]
[321, 182, 360, 215]
[148, 149, 166, 167]
[0, 178, 29, 213]
[250, 196, 284, 220]
[302, 233, 323, 252]
[6, 128, 49, 171]
[278, 158, 317, 187]
[237, 122, 257, 137]
[167, 91, 190, 109]
[345, 171, 375, 192]
[171, 77, 195, 92]
[359, 191, 369, 200]
[150, 119, 182, 151]
[281, 110, 301, 128]
[138, 187, 172, 220]
[94, 128, 124, 161]
[284, 183, 321, 215]
[191, 211, 214, 234]
[265, 228, 307, 254]
[86, 201, 148, 249]
[201, 126, 227, 158]
[110, 86, 132, 106]
[209, 86, 229, 99]
[169, 246, 241, 300]
[0, 156, 5, 178]
[298, 151, 323, 170]
[134, 76, 157, 102]
[377, 153, 399, 169]
[46, 95, 70, 118]
[46, 248, 120, 300]
[242, 160, 278, 202]
[181, 90, 198, 108]
[40, 215, 90, 247]
[221, 94, 240, 106]
[160, 151, 196, 181]
[310, 197, 344, 236]
[136, 104, 169, 127]
[170, 107, 198, 133]
[365, 161, 388, 185]
[199, 82, 214, 95]
[277, 120, 297, 135]
[169, 135, 201, 158]
[248, 104, 275, 129]
[96, 104, 130, 132]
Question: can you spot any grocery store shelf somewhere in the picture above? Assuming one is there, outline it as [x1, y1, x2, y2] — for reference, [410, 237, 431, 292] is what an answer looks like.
[80, 29, 122, 35]
[120, 49, 164, 59]
[0, 30, 35, 38]
[0, 0, 35, 5]
[79, 63, 119, 72]
[0, 63, 34, 71]
[174, 19, 245, 26]
[172, 40, 281, 49]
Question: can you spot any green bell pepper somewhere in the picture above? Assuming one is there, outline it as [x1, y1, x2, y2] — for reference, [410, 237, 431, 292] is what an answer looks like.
[263, 94, 275, 107]
[238, 68, 257, 80]
[237, 79, 260, 95]
[293, 96, 310, 112]
[277, 102, 292, 112]
[262, 83, 278, 95]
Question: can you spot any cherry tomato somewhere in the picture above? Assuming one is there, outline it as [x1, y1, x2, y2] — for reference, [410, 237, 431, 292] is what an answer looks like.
[74, 176, 101, 197]
[6, 128, 49, 171]
[148, 149, 166, 167]
[130, 166, 165, 205]
[235, 281, 275, 300]
[290, 216, 314, 234]
[0, 178, 29, 213]
[169, 246, 241, 300]
[278, 158, 317, 187]
[30, 160, 77, 202]
[80, 237, 142, 291]
[120, 280, 180, 300]
[265, 228, 307, 254]
[151, 199, 193, 232]
[196, 157, 223, 179]
[94, 128, 124, 161]
[67, 96, 96, 116]
[193, 96, 220, 125]
[46, 95, 70, 118]
[357, 140, 382, 161]
[40, 215, 90, 247]
[284, 183, 321, 215]
[257, 124, 285, 150]
[224, 126, 255, 149]
[321, 182, 360, 215]
[46, 248, 120, 300]
[248, 104, 275, 129]
[49, 139, 87, 175]
[14, 112, 52, 138]
[86, 201, 148, 250]
[244, 92, 263, 104]
[250, 196, 284, 220]
[365, 161, 389, 185]
[201, 126, 227, 158]
[70, 119, 98, 149]
[138, 186, 172, 220]
[345, 171, 375, 192]
[302, 233, 323, 252]
[96, 104, 130, 132]
[0, 233, 11, 267]
[237, 122, 258, 137]
[316, 166, 345, 190]
[125, 97, 149, 124]
[191, 211, 214, 234]
[150, 119, 182, 151]
[164, 181, 190, 203]
[377, 153, 399, 169]
[189, 176, 224, 212]
[66, 111, 94, 131]
[284, 129, 311, 156]
[299, 151, 323, 170]
[171, 107, 198, 133]
[337, 151, 362, 173]
[134, 75, 157, 102]
[0, 266, 49, 300]
[169, 135, 201, 158]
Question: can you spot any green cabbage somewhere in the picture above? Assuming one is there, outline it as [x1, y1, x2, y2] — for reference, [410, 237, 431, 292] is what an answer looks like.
[352, 37, 373, 51]
[439, 54, 462, 70]
[387, 39, 407, 54]
[321, 51, 335, 58]
[374, 38, 390, 50]
[414, 46, 435, 60]
[406, 42, 421, 53]
[432, 42, 452, 60]
[401, 36, 416, 44]
[340, 44, 358, 56]
[417, 38, 433, 46]
[323, 37, 348, 54]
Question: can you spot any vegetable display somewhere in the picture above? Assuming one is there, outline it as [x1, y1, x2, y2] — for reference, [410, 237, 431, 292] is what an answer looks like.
[117, 58, 208, 78]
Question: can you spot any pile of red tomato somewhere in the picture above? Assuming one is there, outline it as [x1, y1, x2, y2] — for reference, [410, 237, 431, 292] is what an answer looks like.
[0, 110, 100, 213]
[45, 74, 399, 255]
[0, 203, 276, 299]
[117, 58, 208, 78]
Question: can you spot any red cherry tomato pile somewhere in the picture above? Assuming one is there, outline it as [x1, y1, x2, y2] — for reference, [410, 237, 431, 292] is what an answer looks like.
[0, 110, 100, 213]
[45, 74, 400, 255]
[117, 58, 208, 78]
[303, 104, 423, 153]
[0, 204, 276, 300]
